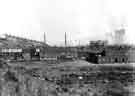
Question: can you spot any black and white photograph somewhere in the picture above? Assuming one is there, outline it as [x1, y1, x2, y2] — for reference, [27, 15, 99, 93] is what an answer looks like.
[0, 0, 134, 96]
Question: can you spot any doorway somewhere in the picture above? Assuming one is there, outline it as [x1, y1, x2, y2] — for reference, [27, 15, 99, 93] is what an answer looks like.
[115, 58, 118, 63]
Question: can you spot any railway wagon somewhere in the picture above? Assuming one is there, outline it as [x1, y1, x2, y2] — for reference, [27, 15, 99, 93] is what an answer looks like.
[0, 47, 40, 61]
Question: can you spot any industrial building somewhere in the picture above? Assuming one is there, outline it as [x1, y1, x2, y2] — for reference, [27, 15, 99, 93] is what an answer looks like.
[86, 44, 135, 64]
[85, 28, 135, 64]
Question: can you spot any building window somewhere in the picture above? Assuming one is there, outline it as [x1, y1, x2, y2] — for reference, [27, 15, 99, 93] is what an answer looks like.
[122, 58, 125, 62]
[127, 58, 128, 62]
[115, 58, 118, 63]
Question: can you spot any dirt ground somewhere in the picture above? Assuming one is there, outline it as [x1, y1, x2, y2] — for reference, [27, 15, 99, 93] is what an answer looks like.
[0, 60, 134, 96]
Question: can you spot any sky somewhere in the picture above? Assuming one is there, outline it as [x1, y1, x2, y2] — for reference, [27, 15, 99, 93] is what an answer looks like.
[0, 0, 134, 46]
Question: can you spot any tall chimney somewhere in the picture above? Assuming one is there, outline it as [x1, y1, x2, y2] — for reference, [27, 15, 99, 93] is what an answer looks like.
[65, 32, 67, 47]
[44, 32, 46, 44]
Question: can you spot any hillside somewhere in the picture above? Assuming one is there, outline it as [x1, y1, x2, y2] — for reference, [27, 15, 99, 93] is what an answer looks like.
[0, 34, 49, 49]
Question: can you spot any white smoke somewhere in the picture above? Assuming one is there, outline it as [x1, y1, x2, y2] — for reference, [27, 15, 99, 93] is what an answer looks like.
[105, 15, 129, 45]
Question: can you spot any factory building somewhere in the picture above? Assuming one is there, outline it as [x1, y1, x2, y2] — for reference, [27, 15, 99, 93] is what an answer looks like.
[97, 45, 135, 64]
[86, 28, 135, 64]
[86, 42, 135, 64]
